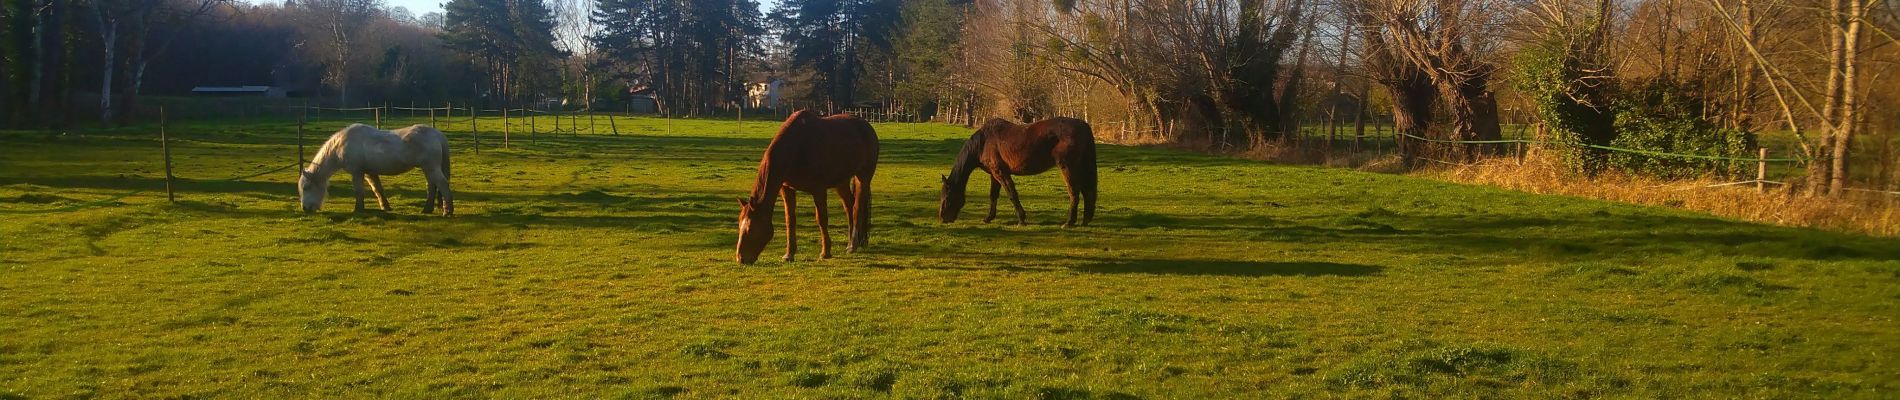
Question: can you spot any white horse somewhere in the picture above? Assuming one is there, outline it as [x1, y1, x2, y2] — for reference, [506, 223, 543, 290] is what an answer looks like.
[299, 123, 454, 216]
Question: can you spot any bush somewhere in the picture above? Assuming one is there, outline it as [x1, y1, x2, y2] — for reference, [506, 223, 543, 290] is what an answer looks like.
[1607, 80, 1753, 179]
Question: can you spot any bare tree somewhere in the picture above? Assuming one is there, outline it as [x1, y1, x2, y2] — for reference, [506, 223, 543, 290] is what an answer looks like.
[551, 0, 594, 109]
[1354, 0, 1509, 162]
[1346, 0, 1434, 165]
[295, 0, 382, 106]
[1704, 0, 1878, 195]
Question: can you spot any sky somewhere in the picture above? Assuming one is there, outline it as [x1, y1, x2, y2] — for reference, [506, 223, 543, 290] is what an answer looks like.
[378, 0, 781, 20]
[384, 0, 444, 16]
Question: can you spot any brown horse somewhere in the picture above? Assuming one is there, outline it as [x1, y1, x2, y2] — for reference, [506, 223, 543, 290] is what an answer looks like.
[939, 117, 1097, 227]
[736, 110, 879, 264]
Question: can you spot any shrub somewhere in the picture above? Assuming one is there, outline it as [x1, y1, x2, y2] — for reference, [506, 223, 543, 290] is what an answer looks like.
[1607, 80, 1753, 179]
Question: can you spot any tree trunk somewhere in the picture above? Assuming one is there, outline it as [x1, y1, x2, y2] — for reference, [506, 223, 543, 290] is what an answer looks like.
[1829, 0, 1865, 195]
[26, 0, 46, 126]
[97, 19, 116, 126]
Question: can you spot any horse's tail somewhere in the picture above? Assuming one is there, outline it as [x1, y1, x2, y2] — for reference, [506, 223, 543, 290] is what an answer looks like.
[853, 117, 877, 250]
[440, 136, 452, 180]
[1074, 120, 1099, 225]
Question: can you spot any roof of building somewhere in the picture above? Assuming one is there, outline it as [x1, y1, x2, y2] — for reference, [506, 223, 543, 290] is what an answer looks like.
[190, 86, 277, 93]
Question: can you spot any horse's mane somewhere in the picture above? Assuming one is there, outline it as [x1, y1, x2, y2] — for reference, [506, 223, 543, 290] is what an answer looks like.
[950, 119, 1017, 182]
[948, 131, 985, 183]
[308, 124, 373, 171]
[750, 111, 817, 206]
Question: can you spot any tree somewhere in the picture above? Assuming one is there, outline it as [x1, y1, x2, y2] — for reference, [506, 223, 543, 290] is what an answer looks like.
[1513, 0, 1617, 172]
[1, 0, 31, 126]
[590, 0, 760, 114]
[442, 0, 562, 107]
[890, 0, 966, 119]
[1703, 0, 1880, 195]
[775, 0, 899, 108]
[1353, 0, 1508, 162]
[294, 0, 382, 105]
[123, 0, 232, 122]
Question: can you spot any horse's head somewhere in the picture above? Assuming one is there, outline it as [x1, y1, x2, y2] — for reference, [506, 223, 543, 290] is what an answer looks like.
[939, 174, 965, 223]
[735, 197, 773, 264]
[297, 168, 327, 213]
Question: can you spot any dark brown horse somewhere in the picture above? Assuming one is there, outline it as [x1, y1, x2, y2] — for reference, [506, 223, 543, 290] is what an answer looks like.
[939, 117, 1097, 227]
[736, 110, 879, 264]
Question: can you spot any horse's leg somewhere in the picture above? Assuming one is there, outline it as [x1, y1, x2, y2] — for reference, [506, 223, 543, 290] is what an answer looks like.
[423, 182, 437, 214]
[833, 183, 856, 253]
[780, 186, 797, 262]
[993, 170, 1027, 226]
[811, 189, 832, 259]
[365, 174, 392, 211]
[983, 176, 1000, 223]
[424, 168, 453, 217]
[851, 174, 871, 249]
[1059, 166, 1079, 228]
[351, 172, 367, 213]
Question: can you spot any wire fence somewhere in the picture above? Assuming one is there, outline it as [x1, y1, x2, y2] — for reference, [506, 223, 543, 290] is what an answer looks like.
[1385, 130, 1896, 196]
[8, 105, 1892, 215]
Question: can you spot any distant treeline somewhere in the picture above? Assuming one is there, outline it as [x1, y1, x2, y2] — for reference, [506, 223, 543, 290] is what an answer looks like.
[2, 0, 1897, 193]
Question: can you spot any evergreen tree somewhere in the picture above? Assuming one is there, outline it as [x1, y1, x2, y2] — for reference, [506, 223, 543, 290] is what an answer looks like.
[891, 0, 965, 118]
[508, 0, 563, 99]
[589, 0, 759, 114]
[1, 0, 32, 126]
[774, 0, 898, 108]
[441, 0, 562, 105]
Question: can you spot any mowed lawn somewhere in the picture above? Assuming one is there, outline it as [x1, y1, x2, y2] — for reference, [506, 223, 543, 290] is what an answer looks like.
[1, 115, 1896, 398]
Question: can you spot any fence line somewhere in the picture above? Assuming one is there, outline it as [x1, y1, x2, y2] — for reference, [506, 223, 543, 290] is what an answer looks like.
[1393, 132, 1816, 163]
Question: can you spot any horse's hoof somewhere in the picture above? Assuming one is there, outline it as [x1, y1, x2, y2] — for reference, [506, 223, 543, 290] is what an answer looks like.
[1061, 223, 1074, 229]
[819, 253, 832, 259]
[782, 255, 795, 262]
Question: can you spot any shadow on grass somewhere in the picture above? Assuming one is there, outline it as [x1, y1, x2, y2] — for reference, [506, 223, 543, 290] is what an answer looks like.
[1071, 259, 1383, 277]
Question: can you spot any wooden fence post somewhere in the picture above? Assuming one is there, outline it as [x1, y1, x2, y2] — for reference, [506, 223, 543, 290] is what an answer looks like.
[588, 111, 595, 135]
[468, 104, 480, 155]
[374, 106, 382, 129]
[529, 108, 537, 136]
[608, 111, 619, 135]
[161, 107, 175, 203]
[1758, 147, 1769, 192]
[503, 107, 511, 148]
[1516, 141, 1526, 166]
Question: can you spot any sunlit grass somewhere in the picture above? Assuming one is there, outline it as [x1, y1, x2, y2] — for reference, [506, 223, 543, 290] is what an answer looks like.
[1, 115, 1896, 398]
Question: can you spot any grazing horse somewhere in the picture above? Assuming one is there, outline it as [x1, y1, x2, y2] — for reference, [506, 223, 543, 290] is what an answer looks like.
[939, 117, 1097, 227]
[299, 123, 454, 216]
[736, 110, 878, 264]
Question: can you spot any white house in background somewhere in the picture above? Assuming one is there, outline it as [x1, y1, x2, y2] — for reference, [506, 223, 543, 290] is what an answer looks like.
[747, 78, 783, 109]
[190, 85, 286, 98]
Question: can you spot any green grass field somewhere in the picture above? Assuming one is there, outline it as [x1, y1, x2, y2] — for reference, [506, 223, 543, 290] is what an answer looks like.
[2, 115, 1897, 398]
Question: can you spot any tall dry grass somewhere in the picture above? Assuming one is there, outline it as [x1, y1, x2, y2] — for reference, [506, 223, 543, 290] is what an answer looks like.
[1116, 134, 1897, 236]
[1420, 153, 1900, 237]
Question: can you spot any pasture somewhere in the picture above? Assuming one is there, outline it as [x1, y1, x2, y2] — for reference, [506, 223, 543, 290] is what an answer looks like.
[1, 115, 1897, 398]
